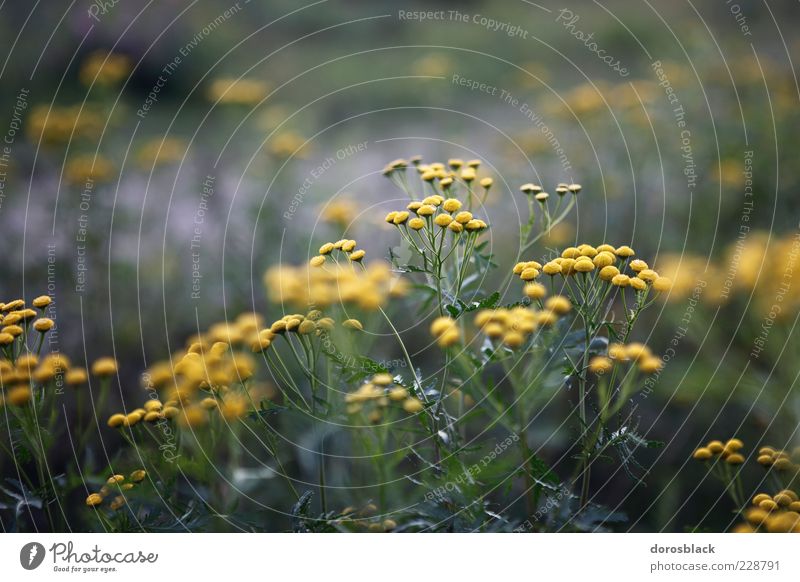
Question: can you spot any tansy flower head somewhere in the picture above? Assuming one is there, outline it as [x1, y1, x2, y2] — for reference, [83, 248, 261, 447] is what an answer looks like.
[92, 357, 118, 377]
[545, 296, 571, 315]
[342, 319, 363, 331]
[629, 277, 647, 291]
[349, 250, 366, 262]
[589, 356, 613, 375]
[32, 295, 51, 309]
[520, 183, 542, 195]
[403, 397, 424, 413]
[442, 198, 462, 213]
[524, 282, 546, 299]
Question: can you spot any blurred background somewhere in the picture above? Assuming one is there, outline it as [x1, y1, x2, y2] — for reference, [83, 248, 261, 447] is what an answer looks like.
[0, 0, 798, 531]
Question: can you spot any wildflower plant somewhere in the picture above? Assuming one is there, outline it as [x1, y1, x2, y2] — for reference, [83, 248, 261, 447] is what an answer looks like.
[2, 156, 671, 533]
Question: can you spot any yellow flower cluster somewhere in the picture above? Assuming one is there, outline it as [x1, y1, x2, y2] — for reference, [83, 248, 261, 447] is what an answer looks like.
[136, 137, 186, 169]
[474, 296, 571, 349]
[267, 131, 310, 159]
[590, 342, 663, 376]
[658, 231, 800, 310]
[734, 490, 800, 533]
[515, 244, 672, 292]
[309, 238, 367, 267]
[107, 314, 268, 429]
[27, 105, 105, 144]
[519, 182, 581, 197]
[692, 438, 745, 465]
[0, 295, 90, 407]
[79, 51, 132, 87]
[384, 196, 488, 234]
[252, 310, 337, 353]
[382, 157, 492, 190]
[85, 469, 147, 511]
[64, 154, 115, 185]
[207, 78, 270, 105]
[264, 261, 407, 311]
[344, 373, 424, 420]
[430, 316, 460, 348]
[756, 445, 800, 472]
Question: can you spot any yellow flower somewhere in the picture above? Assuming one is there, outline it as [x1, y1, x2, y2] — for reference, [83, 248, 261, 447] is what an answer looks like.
[629, 259, 648, 272]
[592, 251, 615, 268]
[611, 274, 630, 287]
[692, 447, 713, 460]
[389, 387, 409, 401]
[403, 397, 424, 413]
[65, 368, 88, 386]
[589, 356, 613, 375]
[7, 386, 31, 406]
[480, 177, 493, 188]
[92, 357, 118, 377]
[460, 167, 476, 182]
[343, 319, 363, 331]
[408, 218, 425, 230]
[434, 214, 453, 227]
[599, 266, 620, 281]
[545, 296, 571, 314]
[385, 211, 398, 223]
[442, 198, 462, 213]
[349, 250, 366, 262]
[542, 262, 562, 276]
[448, 221, 464, 233]
[637, 269, 658, 282]
[615, 245, 635, 257]
[573, 259, 595, 273]
[652, 277, 672, 292]
[107, 413, 126, 428]
[417, 205, 436, 216]
[106, 474, 125, 485]
[430, 316, 455, 336]
[392, 211, 410, 225]
[454, 211, 473, 224]
[629, 277, 647, 291]
[319, 242, 335, 255]
[33, 318, 54, 332]
[524, 282, 546, 299]
[32, 295, 52, 309]
[85, 493, 104, 507]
